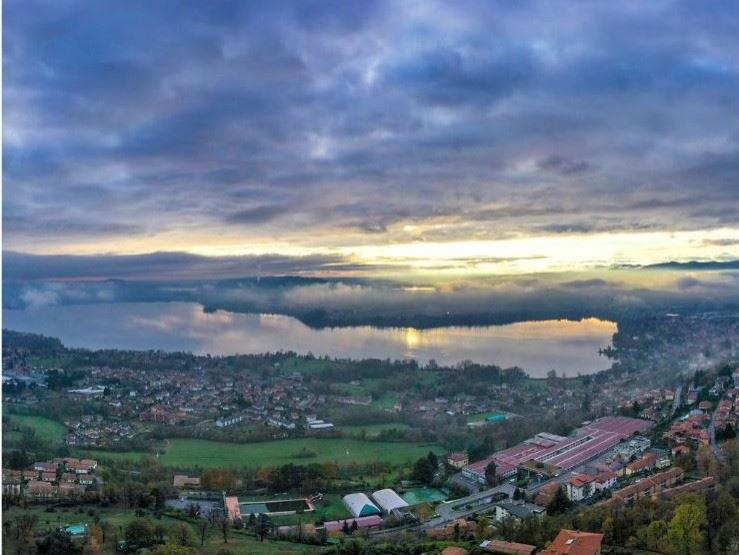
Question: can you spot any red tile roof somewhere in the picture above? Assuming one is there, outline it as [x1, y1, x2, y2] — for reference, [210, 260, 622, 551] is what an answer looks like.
[541, 529, 603, 555]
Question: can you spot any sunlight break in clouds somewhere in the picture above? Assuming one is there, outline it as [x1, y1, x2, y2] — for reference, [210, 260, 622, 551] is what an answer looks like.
[3, 0, 738, 280]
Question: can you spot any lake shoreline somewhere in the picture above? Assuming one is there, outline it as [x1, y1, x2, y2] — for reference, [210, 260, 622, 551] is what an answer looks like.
[3, 301, 616, 377]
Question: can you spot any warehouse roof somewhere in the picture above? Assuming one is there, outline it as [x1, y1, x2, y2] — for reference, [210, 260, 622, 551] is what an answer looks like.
[371, 488, 409, 513]
[342, 493, 381, 517]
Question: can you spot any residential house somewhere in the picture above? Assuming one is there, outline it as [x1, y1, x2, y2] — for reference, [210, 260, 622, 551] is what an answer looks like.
[448, 452, 469, 469]
[660, 476, 715, 499]
[625, 453, 657, 476]
[173, 474, 201, 489]
[493, 500, 545, 523]
[565, 474, 595, 502]
[541, 529, 603, 555]
[535, 482, 561, 507]
[593, 471, 617, 492]
[26, 480, 55, 497]
[609, 467, 684, 504]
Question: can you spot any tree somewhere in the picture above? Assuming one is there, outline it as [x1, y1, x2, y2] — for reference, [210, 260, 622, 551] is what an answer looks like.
[485, 461, 497, 487]
[195, 519, 209, 547]
[350, 519, 358, 534]
[640, 520, 667, 552]
[498, 516, 518, 542]
[342, 520, 350, 535]
[153, 546, 196, 555]
[100, 520, 115, 544]
[153, 522, 167, 544]
[201, 469, 236, 491]
[219, 517, 230, 544]
[716, 423, 736, 441]
[14, 513, 38, 541]
[256, 514, 269, 542]
[84, 525, 104, 555]
[666, 499, 706, 555]
[412, 456, 434, 485]
[171, 523, 192, 546]
[601, 516, 614, 544]
[125, 518, 155, 545]
[707, 489, 739, 553]
[427, 451, 439, 470]
[475, 516, 490, 540]
[546, 486, 571, 515]
[37, 529, 81, 555]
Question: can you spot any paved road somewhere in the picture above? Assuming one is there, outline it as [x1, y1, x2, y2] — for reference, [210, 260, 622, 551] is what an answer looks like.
[670, 385, 683, 418]
[708, 412, 725, 461]
[368, 483, 515, 538]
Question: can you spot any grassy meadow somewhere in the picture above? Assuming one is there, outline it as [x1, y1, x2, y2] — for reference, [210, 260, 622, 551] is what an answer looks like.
[3, 413, 67, 445]
[161, 437, 440, 468]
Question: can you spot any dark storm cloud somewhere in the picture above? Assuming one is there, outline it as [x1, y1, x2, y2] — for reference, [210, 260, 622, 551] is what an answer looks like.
[561, 279, 616, 289]
[5, 263, 739, 327]
[225, 205, 288, 225]
[2, 251, 354, 281]
[3, 0, 739, 252]
[536, 155, 592, 176]
[702, 239, 739, 247]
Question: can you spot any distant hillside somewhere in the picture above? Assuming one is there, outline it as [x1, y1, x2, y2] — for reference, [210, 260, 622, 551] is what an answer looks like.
[642, 260, 739, 270]
[2, 329, 65, 355]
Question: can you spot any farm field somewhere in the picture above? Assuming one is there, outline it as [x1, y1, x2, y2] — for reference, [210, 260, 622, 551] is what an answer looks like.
[80, 437, 441, 469]
[161, 437, 441, 468]
[340, 422, 410, 437]
[4, 414, 67, 444]
[78, 449, 154, 463]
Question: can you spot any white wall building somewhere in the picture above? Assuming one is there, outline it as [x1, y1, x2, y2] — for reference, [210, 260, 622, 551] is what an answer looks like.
[371, 489, 409, 514]
[342, 493, 381, 518]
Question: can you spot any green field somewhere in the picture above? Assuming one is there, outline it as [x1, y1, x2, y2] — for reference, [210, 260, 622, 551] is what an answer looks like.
[161, 437, 440, 468]
[2, 505, 318, 555]
[78, 449, 154, 463]
[466, 411, 507, 423]
[4, 414, 67, 444]
[261, 493, 351, 526]
[340, 422, 410, 437]
[2, 505, 139, 534]
[83, 437, 440, 469]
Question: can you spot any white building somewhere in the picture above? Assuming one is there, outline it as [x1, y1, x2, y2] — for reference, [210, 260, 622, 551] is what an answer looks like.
[593, 471, 617, 491]
[307, 419, 334, 431]
[342, 493, 381, 518]
[565, 474, 595, 502]
[371, 489, 409, 514]
[216, 415, 244, 428]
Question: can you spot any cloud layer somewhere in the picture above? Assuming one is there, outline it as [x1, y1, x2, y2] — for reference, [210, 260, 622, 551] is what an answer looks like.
[3, 0, 739, 267]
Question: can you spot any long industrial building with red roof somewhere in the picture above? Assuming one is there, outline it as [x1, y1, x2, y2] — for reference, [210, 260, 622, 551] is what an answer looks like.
[463, 416, 652, 484]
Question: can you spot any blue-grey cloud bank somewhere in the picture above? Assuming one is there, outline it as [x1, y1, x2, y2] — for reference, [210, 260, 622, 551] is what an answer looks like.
[3, 0, 738, 276]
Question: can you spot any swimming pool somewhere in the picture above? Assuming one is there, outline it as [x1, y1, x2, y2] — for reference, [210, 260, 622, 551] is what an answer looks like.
[65, 524, 88, 536]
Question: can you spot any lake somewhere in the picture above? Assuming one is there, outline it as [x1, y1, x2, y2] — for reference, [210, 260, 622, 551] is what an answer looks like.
[2, 302, 616, 377]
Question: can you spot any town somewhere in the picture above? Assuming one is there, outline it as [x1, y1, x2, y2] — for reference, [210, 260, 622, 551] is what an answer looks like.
[2, 315, 739, 554]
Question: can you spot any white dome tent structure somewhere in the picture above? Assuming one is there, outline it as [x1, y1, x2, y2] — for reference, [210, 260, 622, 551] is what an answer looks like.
[342, 493, 381, 518]
[371, 488, 409, 514]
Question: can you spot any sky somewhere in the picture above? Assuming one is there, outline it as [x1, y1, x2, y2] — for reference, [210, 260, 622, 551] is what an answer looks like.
[3, 0, 739, 281]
